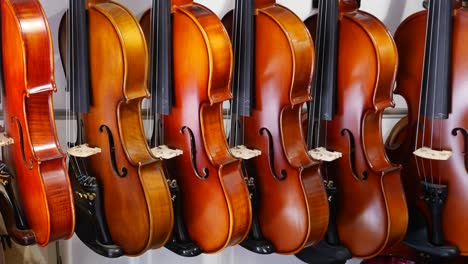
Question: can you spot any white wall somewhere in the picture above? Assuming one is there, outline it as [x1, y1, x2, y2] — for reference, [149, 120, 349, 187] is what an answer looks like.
[7, 0, 425, 263]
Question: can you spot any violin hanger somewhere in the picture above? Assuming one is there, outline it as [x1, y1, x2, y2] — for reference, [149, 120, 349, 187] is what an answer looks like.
[0, 162, 35, 246]
[58, 0, 123, 257]
[295, 183, 351, 264]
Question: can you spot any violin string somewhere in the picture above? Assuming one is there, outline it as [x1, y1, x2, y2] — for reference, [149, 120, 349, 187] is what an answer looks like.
[149, 2, 156, 145]
[229, 0, 238, 147]
[424, 0, 436, 184]
[415, 0, 435, 186]
[77, 0, 89, 177]
[236, 0, 242, 148]
[309, 0, 319, 149]
[314, 0, 326, 149]
[321, 0, 332, 154]
[317, 0, 326, 150]
[65, 1, 71, 166]
[429, 0, 444, 185]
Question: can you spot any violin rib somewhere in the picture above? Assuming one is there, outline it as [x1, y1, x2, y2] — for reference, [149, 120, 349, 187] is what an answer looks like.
[1, 0, 75, 246]
[83, 1, 173, 255]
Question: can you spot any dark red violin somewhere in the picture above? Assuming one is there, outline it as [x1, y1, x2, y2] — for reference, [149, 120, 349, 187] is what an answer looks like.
[1, 0, 74, 246]
[385, 0, 467, 258]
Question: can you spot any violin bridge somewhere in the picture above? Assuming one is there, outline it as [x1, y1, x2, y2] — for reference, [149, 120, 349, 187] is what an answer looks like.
[151, 145, 183, 160]
[0, 133, 14, 147]
[231, 145, 261, 160]
[68, 144, 102, 157]
[413, 147, 452, 160]
[309, 147, 342, 162]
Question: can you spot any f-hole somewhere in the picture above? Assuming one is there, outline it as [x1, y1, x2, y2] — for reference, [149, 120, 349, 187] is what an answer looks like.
[99, 125, 127, 178]
[452, 127, 468, 173]
[259, 128, 287, 181]
[12, 117, 33, 170]
[341, 129, 368, 181]
[180, 126, 209, 180]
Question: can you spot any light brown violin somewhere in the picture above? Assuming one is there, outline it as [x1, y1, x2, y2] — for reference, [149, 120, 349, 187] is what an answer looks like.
[80, 0, 173, 255]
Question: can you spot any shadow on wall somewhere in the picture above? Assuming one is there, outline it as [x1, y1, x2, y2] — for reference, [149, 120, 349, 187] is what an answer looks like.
[383, 0, 408, 33]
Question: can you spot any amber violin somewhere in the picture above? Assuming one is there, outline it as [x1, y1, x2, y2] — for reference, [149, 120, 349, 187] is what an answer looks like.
[1, 0, 75, 246]
[300, 0, 407, 259]
[57, 0, 124, 257]
[63, 0, 174, 256]
[140, 0, 252, 253]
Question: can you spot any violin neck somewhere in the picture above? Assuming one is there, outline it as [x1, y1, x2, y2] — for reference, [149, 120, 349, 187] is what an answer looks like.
[229, 0, 255, 147]
[420, 0, 453, 119]
[307, 0, 339, 149]
[150, 0, 172, 116]
[69, 0, 90, 114]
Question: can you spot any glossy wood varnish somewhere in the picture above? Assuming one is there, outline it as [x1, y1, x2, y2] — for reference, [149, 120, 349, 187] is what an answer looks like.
[303, 0, 408, 258]
[1, 0, 75, 246]
[228, 0, 330, 254]
[140, 0, 252, 253]
[386, 4, 468, 255]
[82, 1, 173, 255]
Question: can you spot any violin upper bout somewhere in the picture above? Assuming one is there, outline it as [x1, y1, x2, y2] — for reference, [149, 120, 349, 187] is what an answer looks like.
[256, 5, 314, 106]
[344, 11, 398, 111]
[1, 0, 55, 95]
[90, 2, 149, 101]
[174, 4, 232, 105]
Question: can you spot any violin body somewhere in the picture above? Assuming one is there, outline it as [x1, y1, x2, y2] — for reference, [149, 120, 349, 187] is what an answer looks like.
[240, 0, 329, 254]
[83, 1, 173, 255]
[140, 0, 252, 253]
[1, 0, 74, 246]
[304, 2, 407, 258]
[386, 4, 468, 255]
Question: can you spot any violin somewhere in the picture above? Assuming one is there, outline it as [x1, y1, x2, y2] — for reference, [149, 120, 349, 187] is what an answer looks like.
[220, 0, 275, 254]
[385, 0, 467, 257]
[75, 0, 174, 255]
[57, 0, 123, 257]
[223, 0, 330, 254]
[301, 0, 407, 258]
[139, 0, 202, 257]
[140, 0, 252, 253]
[1, 0, 75, 246]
